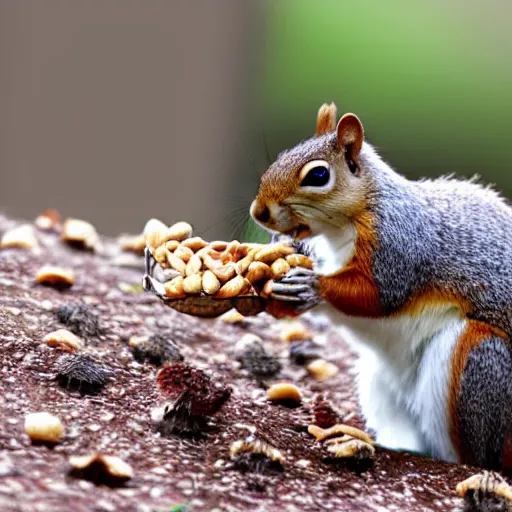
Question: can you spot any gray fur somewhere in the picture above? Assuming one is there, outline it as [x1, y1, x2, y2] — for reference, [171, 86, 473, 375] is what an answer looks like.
[457, 337, 512, 469]
[359, 146, 512, 336]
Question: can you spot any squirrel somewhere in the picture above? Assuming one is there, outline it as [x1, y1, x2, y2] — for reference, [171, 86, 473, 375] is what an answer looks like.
[251, 102, 512, 471]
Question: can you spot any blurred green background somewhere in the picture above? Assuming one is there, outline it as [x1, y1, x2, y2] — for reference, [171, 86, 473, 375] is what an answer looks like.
[244, 0, 512, 241]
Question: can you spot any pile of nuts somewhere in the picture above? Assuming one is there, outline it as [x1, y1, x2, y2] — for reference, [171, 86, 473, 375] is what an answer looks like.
[143, 219, 313, 301]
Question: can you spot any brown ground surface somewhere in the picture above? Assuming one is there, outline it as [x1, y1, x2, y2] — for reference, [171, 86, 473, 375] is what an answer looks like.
[0, 214, 480, 512]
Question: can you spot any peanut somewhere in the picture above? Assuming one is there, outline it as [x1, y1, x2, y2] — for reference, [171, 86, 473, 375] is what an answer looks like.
[164, 276, 186, 299]
[202, 270, 221, 295]
[181, 236, 208, 251]
[144, 218, 168, 249]
[154, 245, 168, 266]
[245, 261, 271, 284]
[210, 240, 228, 251]
[165, 240, 180, 252]
[186, 254, 202, 276]
[254, 243, 295, 264]
[236, 249, 257, 274]
[271, 258, 290, 279]
[25, 412, 64, 443]
[35, 266, 75, 288]
[174, 245, 194, 263]
[266, 382, 302, 404]
[286, 253, 313, 269]
[215, 275, 247, 299]
[306, 359, 339, 381]
[0, 224, 39, 250]
[166, 221, 193, 242]
[182, 274, 202, 294]
[166, 252, 186, 275]
[212, 263, 237, 283]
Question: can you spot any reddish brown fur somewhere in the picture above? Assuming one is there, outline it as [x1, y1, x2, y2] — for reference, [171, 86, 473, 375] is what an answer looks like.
[315, 103, 337, 136]
[318, 210, 382, 317]
[448, 321, 505, 462]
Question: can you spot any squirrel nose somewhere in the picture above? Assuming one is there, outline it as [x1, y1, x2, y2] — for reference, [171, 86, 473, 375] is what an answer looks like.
[251, 201, 271, 224]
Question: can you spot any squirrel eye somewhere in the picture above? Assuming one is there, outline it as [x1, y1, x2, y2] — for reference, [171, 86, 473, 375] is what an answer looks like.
[300, 166, 330, 187]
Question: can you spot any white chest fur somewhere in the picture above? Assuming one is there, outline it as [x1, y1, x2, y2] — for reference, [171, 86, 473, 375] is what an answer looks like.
[308, 227, 462, 462]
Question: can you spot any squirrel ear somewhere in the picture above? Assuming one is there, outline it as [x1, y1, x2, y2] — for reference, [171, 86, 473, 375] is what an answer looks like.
[336, 113, 364, 157]
[315, 103, 337, 136]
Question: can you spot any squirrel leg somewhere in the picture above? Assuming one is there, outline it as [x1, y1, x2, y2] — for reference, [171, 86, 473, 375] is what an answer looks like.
[453, 334, 512, 471]
[456, 471, 512, 512]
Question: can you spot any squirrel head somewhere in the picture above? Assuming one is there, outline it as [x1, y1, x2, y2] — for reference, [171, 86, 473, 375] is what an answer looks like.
[251, 103, 371, 238]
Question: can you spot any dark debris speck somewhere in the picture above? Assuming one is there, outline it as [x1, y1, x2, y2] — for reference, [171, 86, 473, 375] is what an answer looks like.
[132, 334, 183, 366]
[56, 303, 102, 338]
[55, 353, 112, 394]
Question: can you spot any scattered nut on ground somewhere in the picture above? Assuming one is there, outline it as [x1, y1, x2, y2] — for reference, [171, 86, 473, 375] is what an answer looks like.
[230, 437, 285, 474]
[35, 265, 75, 288]
[25, 412, 64, 443]
[219, 309, 246, 324]
[69, 454, 133, 484]
[118, 233, 146, 254]
[43, 328, 82, 352]
[279, 321, 312, 342]
[308, 423, 375, 460]
[0, 224, 39, 250]
[35, 208, 61, 231]
[306, 359, 339, 381]
[62, 218, 100, 251]
[266, 382, 302, 404]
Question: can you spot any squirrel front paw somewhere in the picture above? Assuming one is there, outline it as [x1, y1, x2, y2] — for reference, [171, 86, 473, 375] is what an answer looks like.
[269, 268, 322, 312]
[456, 471, 512, 512]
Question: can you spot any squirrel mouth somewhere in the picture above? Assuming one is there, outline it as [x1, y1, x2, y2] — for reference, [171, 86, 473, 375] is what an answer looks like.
[286, 224, 312, 240]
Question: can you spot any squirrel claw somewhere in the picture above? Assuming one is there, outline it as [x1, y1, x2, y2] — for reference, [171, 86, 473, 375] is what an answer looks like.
[456, 471, 512, 511]
[269, 268, 321, 312]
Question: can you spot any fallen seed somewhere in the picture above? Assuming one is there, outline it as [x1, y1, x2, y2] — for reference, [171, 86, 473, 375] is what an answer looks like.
[266, 382, 302, 404]
[219, 309, 246, 324]
[69, 454, 133, 485]
[25, 412, 64, 443]
[280, 322, 312, 342]
[35, 208, 61, 231]
[36, 265, 75, 288]
[62, 218, 100, 251]
[306, 359, 339, 381]
[0, 224, 39, 250]
[118, 234, 145, 254]
[43, 328, 82, 352]
[308, 424, 373, 445]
